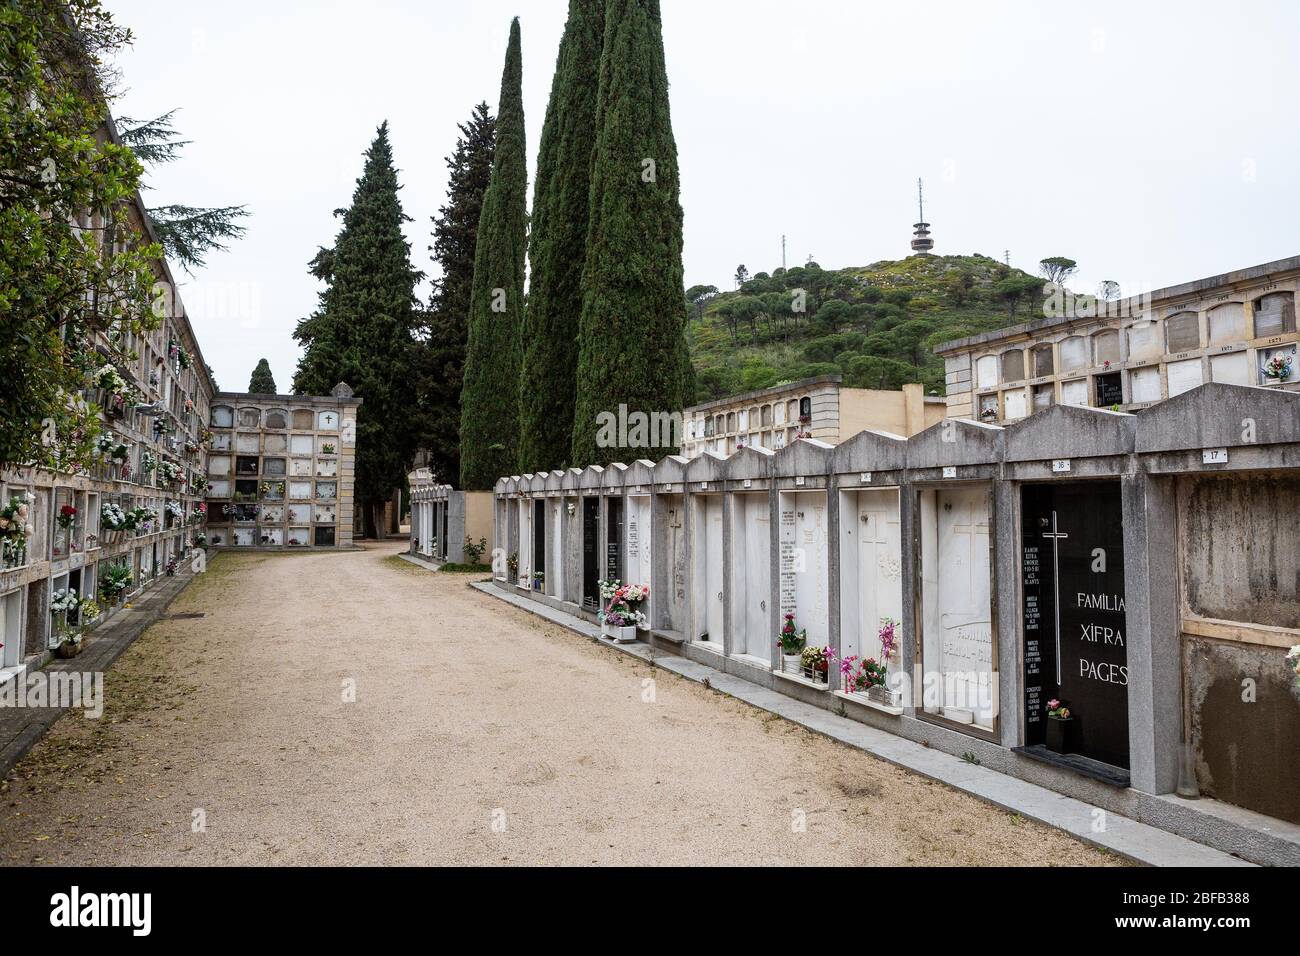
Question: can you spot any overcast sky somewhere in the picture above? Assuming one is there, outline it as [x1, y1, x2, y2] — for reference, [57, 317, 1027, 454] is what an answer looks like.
[110, 0, 1299, 392]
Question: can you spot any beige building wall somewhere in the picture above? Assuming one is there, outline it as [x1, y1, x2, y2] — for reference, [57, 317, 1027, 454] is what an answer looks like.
[464, 491, 494, 553]
[682, 375, 939, 458]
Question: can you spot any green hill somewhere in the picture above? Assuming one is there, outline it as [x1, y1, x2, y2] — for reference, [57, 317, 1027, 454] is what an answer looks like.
[686, 253, 1044, 403]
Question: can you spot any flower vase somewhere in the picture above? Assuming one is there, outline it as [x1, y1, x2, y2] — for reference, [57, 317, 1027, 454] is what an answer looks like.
[782, 653, 801, 674]
[615, 625, 637, 644]
[1046, 715, 1073, 754]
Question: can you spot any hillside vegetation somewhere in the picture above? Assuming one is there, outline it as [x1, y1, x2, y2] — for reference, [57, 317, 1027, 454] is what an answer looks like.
[686, 254, 1045, 403]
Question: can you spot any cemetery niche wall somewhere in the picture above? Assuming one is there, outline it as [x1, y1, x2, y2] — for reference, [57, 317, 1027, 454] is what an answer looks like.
[206, 385, 360, 551]
[488, 382, 1300, 859]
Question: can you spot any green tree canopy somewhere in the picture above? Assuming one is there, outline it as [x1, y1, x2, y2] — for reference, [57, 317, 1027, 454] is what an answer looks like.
[571, 0, 692, 466]
[0, 0, 162, 472]
[248, 358, 276, 393]
[293, 122, 421, 535]
[459, 19, 527, 490]
[518, 0, 606, 474]
[412, 102, 496, 485]
[117, 108, 248, 272]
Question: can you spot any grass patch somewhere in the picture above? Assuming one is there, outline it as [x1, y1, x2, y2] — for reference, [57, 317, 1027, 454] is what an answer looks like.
[380, 555, 426, 575]
[439, 562, 492, 574]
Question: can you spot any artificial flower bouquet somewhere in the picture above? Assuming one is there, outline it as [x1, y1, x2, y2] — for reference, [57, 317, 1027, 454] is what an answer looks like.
[800, 644, 833, 683]
[98, 564, 133, 602]
[0, 493, 35, 566]
[777, 612, 807, 655]
[1263, 353, 1294, 381]
[598, 579, 649, 629]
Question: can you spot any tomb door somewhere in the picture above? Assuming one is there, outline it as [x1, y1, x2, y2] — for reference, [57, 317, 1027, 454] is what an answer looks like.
[692, 497, 724, 643]
[853, 489, 903, 660]
[517, 501, 532, 581]
[1021, 482, 1129, 768]
[605, 497, 623, 583]
[626, 497, 653, 620]
[532, 500, 546, 580]
[936, 487, 994, 728]
[582, 498, 600, 608]
[734, 494, 771, 659]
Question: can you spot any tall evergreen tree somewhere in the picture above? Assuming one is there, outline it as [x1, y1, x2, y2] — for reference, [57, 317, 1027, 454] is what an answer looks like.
[248, 358, 277, 393]
[518, 0, 605, 473]
[458, 19, 527, 490]
[411, 103, 496, 485]
[571, 0, 693, 466]
[293, 122, 422, 536]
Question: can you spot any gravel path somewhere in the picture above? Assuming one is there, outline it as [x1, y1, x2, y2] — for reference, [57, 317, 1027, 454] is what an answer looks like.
[0, 541, 1123, 866]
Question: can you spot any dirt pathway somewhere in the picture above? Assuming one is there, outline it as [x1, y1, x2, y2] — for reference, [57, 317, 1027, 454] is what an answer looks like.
[0, 542, 1122, 866]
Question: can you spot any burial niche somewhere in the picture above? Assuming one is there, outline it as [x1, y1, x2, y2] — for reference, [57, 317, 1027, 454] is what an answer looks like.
[690, 494, 724, 646]
[778, 490, 830, 653]
[730, 492, 772, 660]
[838, 487, 903, 666]
[626, 493, 653, 598]
[919, 485, 995, 730]
[582, 497, 600, 608]
[1021, 481, 1129, 769]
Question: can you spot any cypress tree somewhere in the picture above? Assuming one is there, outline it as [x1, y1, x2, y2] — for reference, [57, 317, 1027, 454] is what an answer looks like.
[248, 358, 277, 393]
[293, 122, 422, 536]
[570, 0, 692, 466]
[459, 19, 527, 490]
[517, 0, 605, 473]
[412, 103, 496, 486]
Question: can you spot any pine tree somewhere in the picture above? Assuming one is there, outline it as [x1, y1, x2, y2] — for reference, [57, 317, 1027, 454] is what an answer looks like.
[458, 19, 527, 490]
[248, 358, 277, 393]
[518, 0, 605, 473]
[570, 0, 692, 467]
[293, 122, 422, 536]
[411, 103, 496, 485]
[118, 109, 249, 272]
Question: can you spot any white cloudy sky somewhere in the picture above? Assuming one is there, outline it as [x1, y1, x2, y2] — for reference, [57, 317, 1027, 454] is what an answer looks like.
[109, 0, 1299, 391]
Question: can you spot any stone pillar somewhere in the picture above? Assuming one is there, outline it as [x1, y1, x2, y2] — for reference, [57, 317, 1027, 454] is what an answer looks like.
[898, 485, 920, 715]
[993, 479, 1022, 749]
[720, 493, 735, 658]
[826, 477, 843, 690]
[1122, 470, 1182, 794]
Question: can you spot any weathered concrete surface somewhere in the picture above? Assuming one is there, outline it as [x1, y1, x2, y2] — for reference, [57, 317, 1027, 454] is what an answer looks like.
[1185, 636, 1300, 825]
[1179, 474, 1300, 629]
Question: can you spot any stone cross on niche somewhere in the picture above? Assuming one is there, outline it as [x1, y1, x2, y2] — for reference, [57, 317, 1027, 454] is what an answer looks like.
[1042, 510, 1069, 684]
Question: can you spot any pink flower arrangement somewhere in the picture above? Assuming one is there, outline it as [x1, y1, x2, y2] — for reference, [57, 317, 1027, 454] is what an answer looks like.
[1047, 698, 1071, 719]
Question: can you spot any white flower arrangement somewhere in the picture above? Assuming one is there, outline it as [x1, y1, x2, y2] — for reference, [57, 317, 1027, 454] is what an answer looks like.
[164, 500, 185, 521]
[93, 364, 131, 396]
[100, 502, 129, 530]
[157, 459, 184, 484]
[0, 493, 36, 565]
[50, 588, 80, 614]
